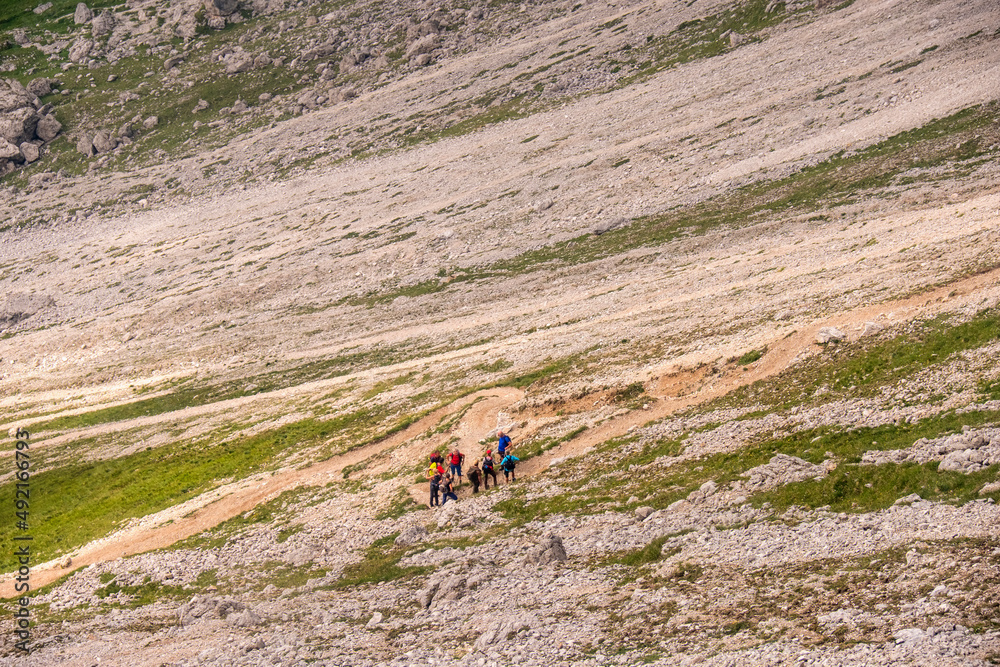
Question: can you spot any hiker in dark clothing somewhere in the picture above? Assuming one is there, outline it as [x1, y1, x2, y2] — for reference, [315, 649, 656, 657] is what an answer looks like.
[467, 460, 482, 494]
[441, 474, 458, 504]
[500, 453, 520, 482]
[481, 450, 498, 489]
[429, 472, 441, 507]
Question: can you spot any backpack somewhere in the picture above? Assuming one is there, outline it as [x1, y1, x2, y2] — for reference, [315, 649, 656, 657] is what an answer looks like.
[501, 455, 516, 471]
[482, 456, 494, 471]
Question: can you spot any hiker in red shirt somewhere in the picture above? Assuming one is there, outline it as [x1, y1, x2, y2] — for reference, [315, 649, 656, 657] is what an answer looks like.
[448, 447, 465, 485]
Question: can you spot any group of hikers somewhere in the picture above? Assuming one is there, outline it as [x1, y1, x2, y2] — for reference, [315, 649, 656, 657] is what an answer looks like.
[427, 430, 519, 507]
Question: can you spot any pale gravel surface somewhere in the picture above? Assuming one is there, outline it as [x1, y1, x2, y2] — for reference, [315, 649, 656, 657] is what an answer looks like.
[1, 0, 1000, 664]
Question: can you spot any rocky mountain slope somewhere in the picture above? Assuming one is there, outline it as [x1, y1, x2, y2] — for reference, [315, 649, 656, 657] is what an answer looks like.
[1, 0, 1000, 664]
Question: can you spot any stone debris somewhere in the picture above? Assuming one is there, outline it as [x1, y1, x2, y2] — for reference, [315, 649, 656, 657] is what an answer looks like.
[741, 454, 827, 491]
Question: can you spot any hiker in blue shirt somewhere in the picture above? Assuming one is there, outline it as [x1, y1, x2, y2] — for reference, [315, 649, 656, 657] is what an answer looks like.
[500, 453, 520, 483]
[497, 430, 512, 457]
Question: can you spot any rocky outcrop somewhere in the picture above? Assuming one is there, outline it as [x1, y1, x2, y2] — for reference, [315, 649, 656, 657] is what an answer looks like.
[0, 292, 55, 330]
[0, 79, 61, 176]
[523, 533, 568, 565]
[862, 428, 1000, 474]
[91, 8, 116, 37]
[178, 595, 263, 627]
[742, 454, 828, 492]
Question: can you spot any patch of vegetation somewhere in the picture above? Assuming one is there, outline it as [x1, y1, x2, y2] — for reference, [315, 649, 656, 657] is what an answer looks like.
[94, 569, 218, 608]
[332, 533, 431, 588]
[736, 348, 766, 365]
[725, 305, 1000, 410]
[375, 488, 424, 520]
[756, 459, 999, 513]
[0, 404, 420, 571]
[610, 0, 791, 85]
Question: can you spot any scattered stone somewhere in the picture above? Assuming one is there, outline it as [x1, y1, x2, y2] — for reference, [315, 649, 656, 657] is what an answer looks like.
[33, 2, 53, 15]
[593, 217, 627, 235]
[524, 534, 567, 565]
[0, 293, 55, 329]
[816, 326, 845, 344]
[178, 595, 253, 626]
[742, 454, 827, 491]
[231, 99, 249, 114]
[893, 493, 923, 506]
[366, 611, 383, 628]
[635, 506, 655, 520]
[981, 481, 1000, 495]
[142, 115, 159, 130]
[193, 99, 210, 113]
[76, 134, 95, 156]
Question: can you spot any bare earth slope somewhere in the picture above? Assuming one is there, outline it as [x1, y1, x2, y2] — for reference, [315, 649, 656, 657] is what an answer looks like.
[1, 0, 1000, 664]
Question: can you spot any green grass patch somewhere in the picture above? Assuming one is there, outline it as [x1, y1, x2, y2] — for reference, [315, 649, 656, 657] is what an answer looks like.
[756, 460, 999, 512]
[736, 348, 766, 365]
[726, 305, 1000, 410]
[0, 407, 405, 571]
[332, 533, 431, 588]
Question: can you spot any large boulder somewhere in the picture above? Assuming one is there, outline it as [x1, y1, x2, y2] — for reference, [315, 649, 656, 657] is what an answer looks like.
[91, 129, 117, 153]
[26, 78, 52, 98]
[35, 114, 61, 142]
[91, 9, 116, 37]
[68, 39, 94, 63]
[0, 139, 21, 160]
[19, 142, 41, 163]
[0, 107, 40, 145]
[74, 2, 93, 24]
[205, 0, 239, 16]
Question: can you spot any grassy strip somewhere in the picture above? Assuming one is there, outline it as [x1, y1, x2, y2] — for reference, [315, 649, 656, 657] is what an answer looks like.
[757, 460, 999, 513]
[26, 343, 422, 433]
[494, 407, 1000, 526]
[724, 306, 1000, 410]
[0, 406, 404, 572]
